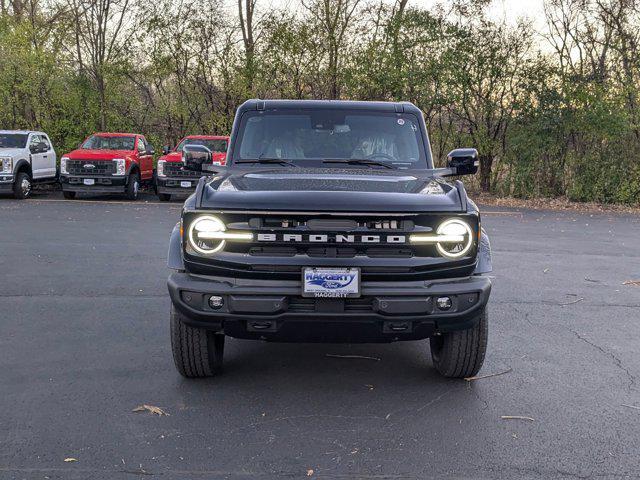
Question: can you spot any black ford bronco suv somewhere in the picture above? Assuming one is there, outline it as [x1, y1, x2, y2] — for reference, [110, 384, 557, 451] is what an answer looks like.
[167, 99, 492, 379]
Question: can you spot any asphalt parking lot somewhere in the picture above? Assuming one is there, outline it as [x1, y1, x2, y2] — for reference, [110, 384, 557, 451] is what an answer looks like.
[1, 190, 639, 480]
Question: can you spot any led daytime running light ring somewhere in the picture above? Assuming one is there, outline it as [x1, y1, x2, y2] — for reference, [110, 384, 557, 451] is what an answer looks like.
[435, 218, 473, 258]
[188, 215, 227, 254]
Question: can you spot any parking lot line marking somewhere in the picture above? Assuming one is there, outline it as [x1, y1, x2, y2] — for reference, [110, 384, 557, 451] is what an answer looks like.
[482, 211, 523, 216]
[27, 199, 177, 206]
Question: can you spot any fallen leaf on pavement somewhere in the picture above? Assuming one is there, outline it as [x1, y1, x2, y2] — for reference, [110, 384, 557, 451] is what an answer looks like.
[326, 354, 380, 361]
[501, 415, 535, 422]
[465, 367, 512, 381]
[307, 468, 314, 476]
[132, 404, 170, 416]
[622, 280, 640, 286]
[64, 458, 77, 463]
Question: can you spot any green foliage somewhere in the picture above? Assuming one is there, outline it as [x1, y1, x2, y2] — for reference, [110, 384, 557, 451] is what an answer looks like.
[0, 0, 639, 205]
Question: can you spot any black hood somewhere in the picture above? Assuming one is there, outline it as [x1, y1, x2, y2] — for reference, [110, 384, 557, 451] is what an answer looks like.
[198, 168, 465, 213]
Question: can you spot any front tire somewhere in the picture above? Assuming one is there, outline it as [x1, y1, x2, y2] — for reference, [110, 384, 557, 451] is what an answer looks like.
[13, 172, 32, 199]
[430, 308, 488, 378]
[170, 305, 224, 378]
[125, 172, 140, 200]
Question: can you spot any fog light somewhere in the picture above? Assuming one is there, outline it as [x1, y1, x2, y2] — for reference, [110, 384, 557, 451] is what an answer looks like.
[209, 296, 224, 309]
[436, 296, 452, 311]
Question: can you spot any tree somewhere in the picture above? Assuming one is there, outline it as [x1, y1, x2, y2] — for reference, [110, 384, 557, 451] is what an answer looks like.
[301, 0, 361, 99]
[238, 0, 257, 90]
[447, 19, 534, 192]
[67, 0, 135, 130]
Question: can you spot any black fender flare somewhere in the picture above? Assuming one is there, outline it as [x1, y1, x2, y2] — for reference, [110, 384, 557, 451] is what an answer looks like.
[126, 162, 140, 183]
[167, 223, 185, 270]
[13, 158, 32, 177]
[474, 228, 492, 274]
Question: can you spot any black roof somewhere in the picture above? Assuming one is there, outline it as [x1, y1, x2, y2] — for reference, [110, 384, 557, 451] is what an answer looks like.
[238, 99, 422, 116]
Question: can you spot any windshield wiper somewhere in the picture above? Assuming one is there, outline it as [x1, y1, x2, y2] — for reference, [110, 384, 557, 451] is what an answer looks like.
[322, 158, 396, 169]
[235, 158, 299, 167]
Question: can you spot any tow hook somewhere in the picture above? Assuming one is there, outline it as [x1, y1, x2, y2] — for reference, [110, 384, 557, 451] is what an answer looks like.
[247, 321, 277, 332]
[383, 321, 412, 333]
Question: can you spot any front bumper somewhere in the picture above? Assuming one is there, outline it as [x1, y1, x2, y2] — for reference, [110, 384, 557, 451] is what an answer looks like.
[0, 175, 13, 192]
[156, 176, 199, 195]
[60, 175, 126, 193]
[168, 273, 491, 343]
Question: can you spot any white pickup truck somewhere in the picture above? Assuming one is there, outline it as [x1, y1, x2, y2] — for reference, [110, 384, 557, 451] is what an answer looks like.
[0, 130, 58, 199]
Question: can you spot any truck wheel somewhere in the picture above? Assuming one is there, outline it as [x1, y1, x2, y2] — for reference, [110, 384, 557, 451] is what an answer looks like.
[170, 304, 224, 378]
[63, 191, 76, 200]
[158, 193, 171, 202]
[429, 308, 488, 378]
[125, 172, 140, 200]
[13, 172, 32, 199]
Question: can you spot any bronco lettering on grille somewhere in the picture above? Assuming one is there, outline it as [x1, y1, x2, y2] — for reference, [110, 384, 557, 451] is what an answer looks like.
[256, 233, 407, 244]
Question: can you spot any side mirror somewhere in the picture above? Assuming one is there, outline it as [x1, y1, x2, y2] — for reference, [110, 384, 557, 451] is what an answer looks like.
[162, 145, 170, 155]
[447, 148, 479, 176]
[147, 146, 155, 156]
[182, 144, 212, 172]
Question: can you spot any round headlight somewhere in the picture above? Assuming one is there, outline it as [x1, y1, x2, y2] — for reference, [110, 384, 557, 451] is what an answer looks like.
[188, 215, 227, 254]
[436, 218, 473, 258]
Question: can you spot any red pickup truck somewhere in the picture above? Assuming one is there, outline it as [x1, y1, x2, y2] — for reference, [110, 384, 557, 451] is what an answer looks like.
[155, 135, 229, 201]
[60, 132, 154, 200]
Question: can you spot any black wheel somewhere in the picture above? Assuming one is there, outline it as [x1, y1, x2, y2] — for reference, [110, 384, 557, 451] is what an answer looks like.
[13, 172, 32, 199]
[63, 190, 76, 200]
[170, 304, 224, 378]
[125, 172, 140, 200]
[158, 193, 171, 201]
[430, 308, 488, 378]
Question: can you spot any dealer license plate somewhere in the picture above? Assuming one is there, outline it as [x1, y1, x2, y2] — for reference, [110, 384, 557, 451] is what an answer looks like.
[303, 267, 360, 298]
[180, 181, 192, 188]
[83, 178, 95, 186]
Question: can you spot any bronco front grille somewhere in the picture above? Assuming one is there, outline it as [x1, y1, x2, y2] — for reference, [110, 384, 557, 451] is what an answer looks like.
[241, 215, 423, 258]
[67, 160, 116, 176]
[183, 211, 479, 281]
[215, 213, 441, 260]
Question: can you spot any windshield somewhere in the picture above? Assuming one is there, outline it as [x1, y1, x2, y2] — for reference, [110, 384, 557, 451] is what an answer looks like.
[0, 133, 28, 149]
[82, 135, 136, 150]
[233, 109, 428, 168]
[176, 138, 227, 153]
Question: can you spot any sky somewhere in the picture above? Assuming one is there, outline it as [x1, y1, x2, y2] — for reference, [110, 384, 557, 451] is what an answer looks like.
[483, 0, 547, 28]
[254, 0, 548, 26]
